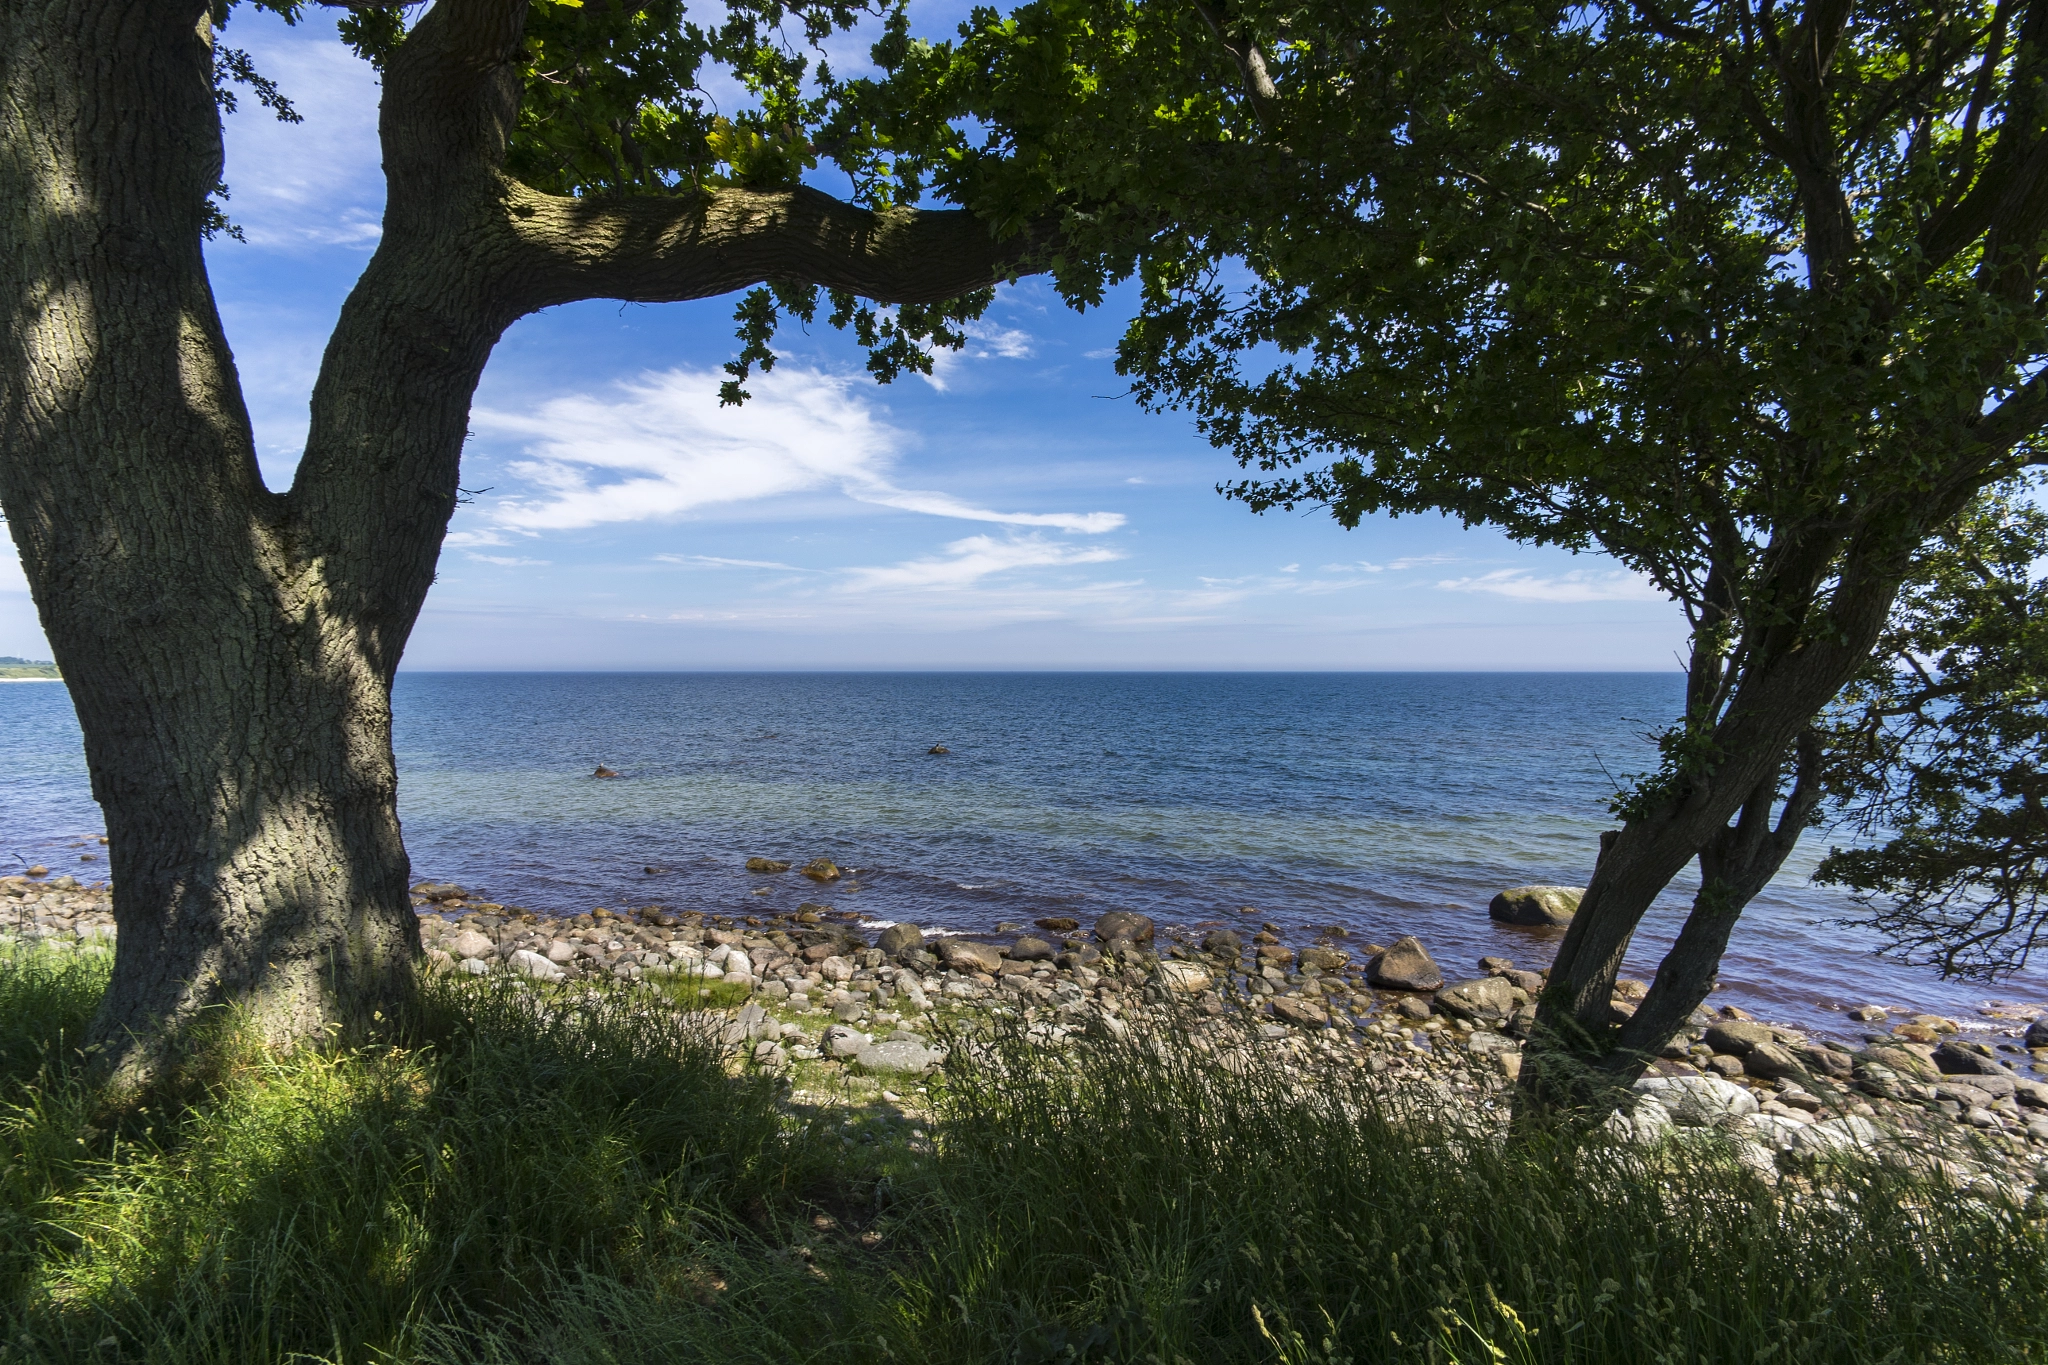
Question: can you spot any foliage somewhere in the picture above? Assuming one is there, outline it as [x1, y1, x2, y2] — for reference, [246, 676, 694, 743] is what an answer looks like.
[820, 0, 2048, 1068]
[0, 951, 2040, 1362]
[208, 0, 995, 398]
[1819, 483, 2048, 980]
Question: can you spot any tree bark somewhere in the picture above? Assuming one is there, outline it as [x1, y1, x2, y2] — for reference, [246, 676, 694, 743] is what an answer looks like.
[1, 0, 1041, 1085]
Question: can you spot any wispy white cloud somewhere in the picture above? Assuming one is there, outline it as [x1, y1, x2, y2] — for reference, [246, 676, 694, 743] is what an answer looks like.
[217, 24, 383, 249]
[654, 554, 805, 570]
[1388, 554, 1462, 570]
[467, 367, 1123, 536]
[466, 554, 550, 567]
[925, 321, 1037, 391]
[1436, 569, 1665, 603]
[842, 534, 1123, 592]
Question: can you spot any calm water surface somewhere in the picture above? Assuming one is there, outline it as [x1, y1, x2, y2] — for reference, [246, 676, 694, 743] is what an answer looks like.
[3, 671, 2043, 1039]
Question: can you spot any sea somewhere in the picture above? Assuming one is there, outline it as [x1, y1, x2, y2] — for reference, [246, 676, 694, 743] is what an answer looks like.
[3, 671, 2043, 1041]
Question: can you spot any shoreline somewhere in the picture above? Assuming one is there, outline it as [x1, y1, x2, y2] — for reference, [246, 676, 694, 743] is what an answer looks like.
[7, 866, 2046, 1195]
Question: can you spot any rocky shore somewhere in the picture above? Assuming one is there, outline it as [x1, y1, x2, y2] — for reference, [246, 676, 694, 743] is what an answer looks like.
[8, 862, 2048, 1196]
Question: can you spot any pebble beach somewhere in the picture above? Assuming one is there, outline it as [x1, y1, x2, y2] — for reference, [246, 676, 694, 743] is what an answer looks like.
[11, 853, 2048, 1201]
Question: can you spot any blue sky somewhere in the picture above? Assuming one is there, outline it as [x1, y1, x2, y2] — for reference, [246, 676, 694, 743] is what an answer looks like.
[0, 5, 1684, 671]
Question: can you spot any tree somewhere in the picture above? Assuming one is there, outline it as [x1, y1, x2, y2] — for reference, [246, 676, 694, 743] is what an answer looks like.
[0, 0, 1030, 1083]
[849, 0, 2048, 1101]
[1818, 484, 2048, 981]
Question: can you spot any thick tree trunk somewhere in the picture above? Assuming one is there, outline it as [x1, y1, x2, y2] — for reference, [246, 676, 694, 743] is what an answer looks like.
[0, 0, 426, 1082]
[3, 0, 1042, 1083]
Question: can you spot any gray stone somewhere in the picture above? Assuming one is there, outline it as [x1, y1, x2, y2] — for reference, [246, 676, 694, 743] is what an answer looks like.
[1632, 1075, 1760, 1125]
[1156, 961, 1212, 993]
[821, 1024, 868, 1058]
[508, 948, 566, 982]
[1604, 1096, 1673, 1144]
[855, 1039, 944, 1073]
[546, 939, 577, 964]
[1487, 885, 1582, 927]
[1937, 1072, 2016, 1098]
[751, 1040, 788, 1068]
[1095, 911, 1155, 944]
[1007, 935, 1056, 962]
[457, 957, 491, 976]
[2027, 1018, 2048, 1050]
[936, 939, 1003, 974]
[877, 922, 924, 956]
[1201, 929, 1243, 957]
[1735, 1113, 1809, 1152]
[412, 882, 468, 901]
[1269, 997, 1329, 1027]
[1702, 1020, 1779, 1055]
[450, 930, 494, 960]
[1933, 1040, 2008, 1076]
[1794, 1116, 1884, 1154]
[1367, 936, 1443, 993]
[1433, 976, 1525, 1026]
[1742, 1042, 1806, 1081]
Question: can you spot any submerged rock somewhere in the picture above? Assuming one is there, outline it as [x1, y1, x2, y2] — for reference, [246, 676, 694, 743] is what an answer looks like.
[745, 857, 791, 874]
[1487, 885, 1582, 926]
[801, 858, 842, 882]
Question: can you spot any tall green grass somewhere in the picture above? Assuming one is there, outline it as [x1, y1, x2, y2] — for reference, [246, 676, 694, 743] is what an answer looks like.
[0, 948, 2038, 1364]
[880, 1022, 2048, 1364]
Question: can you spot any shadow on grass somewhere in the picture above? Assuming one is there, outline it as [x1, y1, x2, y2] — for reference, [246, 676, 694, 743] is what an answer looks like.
[0, 950, 2039, 1364]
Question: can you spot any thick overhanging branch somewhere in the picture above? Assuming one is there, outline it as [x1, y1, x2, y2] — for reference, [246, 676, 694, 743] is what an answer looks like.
[500, 180, 1051, 312]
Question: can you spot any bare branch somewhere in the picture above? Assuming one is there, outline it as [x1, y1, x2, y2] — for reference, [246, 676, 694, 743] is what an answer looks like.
[500, 181, 1048, 313]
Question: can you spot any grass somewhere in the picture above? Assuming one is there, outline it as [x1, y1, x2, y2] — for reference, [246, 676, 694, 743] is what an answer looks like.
[0, 947, 2039, 1364]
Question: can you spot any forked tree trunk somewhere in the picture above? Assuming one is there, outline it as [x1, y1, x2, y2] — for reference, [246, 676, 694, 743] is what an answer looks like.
[0, 0, 431, 1080]
[2, 0, 1036, 1083]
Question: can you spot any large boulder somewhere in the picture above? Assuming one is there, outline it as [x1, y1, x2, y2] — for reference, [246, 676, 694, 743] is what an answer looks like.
[508, 948, 566, 982]
[1487, 885, 1583, 927]
[821, 1024, 869, 1057]
[450, 929, 495, 961]
[1367, 936, 1443, 992]
[856, 1039, 943, 1073]
[1156, 961, 1213, 994]
[2026, 1017, 2048, 1049]
[1933, 1040, 2008, 1076]
[1434, 976, 1526, 1027]
[1632, 1075, 1759, 1125]
[1269, 997, 1329, 1028]
[1201, 928, 1244, 958]
[877, 922, 924, 957]
[1007, 935, 1057, 962]
[1703, 1020, 1780, 1055]
[1741, 1042, 1807, 1082]
[936, 939, 1003, 975]
[1095, 911, 1155, 944]
[1859, 1044, 1940, 1082]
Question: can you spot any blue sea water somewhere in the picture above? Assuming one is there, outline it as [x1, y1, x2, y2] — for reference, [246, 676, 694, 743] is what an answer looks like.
[3, 671, 2043, 1038]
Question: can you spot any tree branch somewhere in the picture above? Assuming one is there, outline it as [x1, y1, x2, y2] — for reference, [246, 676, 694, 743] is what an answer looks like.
[500, 180, 1049, 312]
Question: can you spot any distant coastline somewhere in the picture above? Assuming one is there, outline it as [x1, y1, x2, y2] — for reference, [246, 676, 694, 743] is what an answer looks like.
[0, 659, 59, 682]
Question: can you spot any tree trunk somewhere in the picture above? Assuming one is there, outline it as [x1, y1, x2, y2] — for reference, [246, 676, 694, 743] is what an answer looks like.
[3, 0, 1043, 1084]
[0, 0, 428, 1082]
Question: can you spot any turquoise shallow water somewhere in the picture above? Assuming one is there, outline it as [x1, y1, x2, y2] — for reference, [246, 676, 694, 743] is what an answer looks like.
[2, 671, 2043, 1038]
